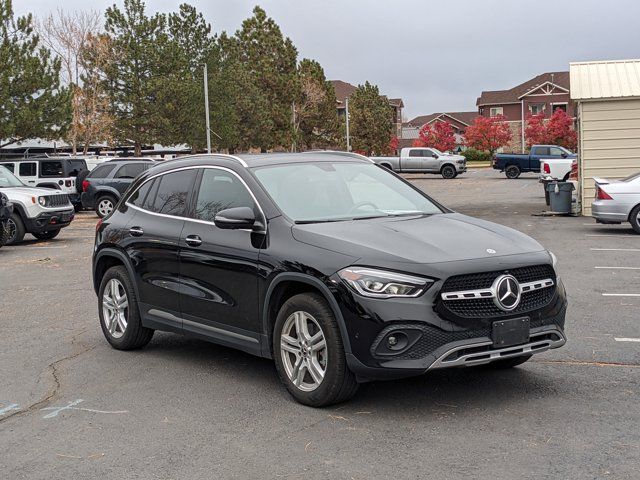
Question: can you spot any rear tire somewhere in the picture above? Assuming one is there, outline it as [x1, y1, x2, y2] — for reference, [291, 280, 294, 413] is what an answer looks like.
[98, 266, 154, 350]
[629, 205, 640, 234]
[32, 229, 61, 241]
[6, 212, 25, 245]
[505, 165, 521, 179]
[96, 195, 116, 218]
[484, 354, 532, 369]
[273, 293, 358, 407]
[441, 164, 456, 179]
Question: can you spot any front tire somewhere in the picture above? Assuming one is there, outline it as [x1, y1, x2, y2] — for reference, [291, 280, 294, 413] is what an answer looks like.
[98, 266, 154, 350]
[6, 212, 25, 245]
[629, 205, 640, 234]
[32, 229, 61, 241]
[0, 221, 8, 247]
[441, 164, 456, 179]
[505, 165, 521, 179]
[273, 293, 358, 407]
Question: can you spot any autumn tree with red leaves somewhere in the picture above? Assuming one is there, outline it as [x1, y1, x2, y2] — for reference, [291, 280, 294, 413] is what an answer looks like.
[413, 121, 456, 152]
[525, 109, 577, 150]
[464, 115, 512, 156]
[387, 135, 399, 155]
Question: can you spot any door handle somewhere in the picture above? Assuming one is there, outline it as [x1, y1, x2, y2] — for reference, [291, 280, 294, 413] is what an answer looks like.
[185, 235, 202, 247]
[129, 226, 144, 237]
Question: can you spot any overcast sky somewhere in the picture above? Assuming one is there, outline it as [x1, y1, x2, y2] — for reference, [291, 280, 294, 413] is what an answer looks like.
[15, 0, 640, 120]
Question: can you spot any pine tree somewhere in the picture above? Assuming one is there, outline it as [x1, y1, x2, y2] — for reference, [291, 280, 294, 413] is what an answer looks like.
[0, 0, 70, 147]
[348, 82, 392, 155]
[102, 0, 168, 155]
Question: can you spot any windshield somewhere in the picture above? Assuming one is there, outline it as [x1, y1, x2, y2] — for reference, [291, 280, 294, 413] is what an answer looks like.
[431, 148, 444, 155]
[252, 162, 443, 223]
[0, 165, 25, 187]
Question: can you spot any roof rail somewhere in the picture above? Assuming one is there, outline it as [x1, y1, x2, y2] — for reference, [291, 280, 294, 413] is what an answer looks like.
[185, 153, 248, 168]
[302, 150, 375, 163]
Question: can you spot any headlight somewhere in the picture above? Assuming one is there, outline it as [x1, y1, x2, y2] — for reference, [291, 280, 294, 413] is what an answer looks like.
[549, 251, 558, 268]
[338, 267, 432, 298]
[38, 196, 46, 207]
[456, 159, 465, 164]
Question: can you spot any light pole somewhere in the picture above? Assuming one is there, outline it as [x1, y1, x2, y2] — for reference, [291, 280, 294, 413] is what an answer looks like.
[204, 63, 211, 154]
[345, 96, 351, 151]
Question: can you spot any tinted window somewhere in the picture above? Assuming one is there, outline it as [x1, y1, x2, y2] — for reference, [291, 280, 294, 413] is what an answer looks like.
[534, 147, 550, 156]
[129, 179, 154, 207]
[194, 169, 255, 222]
[151, 170, 197, 216]
[2, 163, 14, 173]
[40, 161, 64, 177]
[408, 150, 422, 157]
[424, 149, 434, 158]
[115, 163, 146, 179]
[88, 164, 117, 179]
[549, 147, 563, 156]
[19, 162, 36, 176]
[64, 160, 86, 177]
[143, 178, 160, 211]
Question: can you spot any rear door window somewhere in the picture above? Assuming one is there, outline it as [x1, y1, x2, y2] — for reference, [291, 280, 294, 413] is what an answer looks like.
[408, 150, 422, 157]
[19, 162, 37, 176]
[40, 161, 64, 177]
[115, 163, 146, 179]
[88, 164, 117, 179]
[150, 170, 197, 216]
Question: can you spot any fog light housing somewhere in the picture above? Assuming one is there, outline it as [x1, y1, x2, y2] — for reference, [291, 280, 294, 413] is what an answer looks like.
[373, 328, 423, 357]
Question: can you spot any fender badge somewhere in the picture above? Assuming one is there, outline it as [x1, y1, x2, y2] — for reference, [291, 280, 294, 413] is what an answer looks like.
[486, 248, 497, 254]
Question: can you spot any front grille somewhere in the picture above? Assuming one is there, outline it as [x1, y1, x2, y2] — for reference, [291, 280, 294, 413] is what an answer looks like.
[439, 265, 556, 319]
[43, 194, 71, 208]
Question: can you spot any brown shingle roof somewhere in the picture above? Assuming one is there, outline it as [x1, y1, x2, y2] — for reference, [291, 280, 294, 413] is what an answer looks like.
[476, 71, 570, 106]
[406, 111, 478, 127]
[330, 80, 404, 109]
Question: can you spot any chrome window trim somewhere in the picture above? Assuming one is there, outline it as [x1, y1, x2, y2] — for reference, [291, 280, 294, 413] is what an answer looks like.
[441, 278, 555, 301]
[186, 153, 248, 168]
[124, 165, 266, 232]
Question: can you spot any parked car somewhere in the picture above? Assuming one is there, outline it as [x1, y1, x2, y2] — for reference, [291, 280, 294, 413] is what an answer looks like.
[0, 191, 13, 247]
[76, 157, 153, 200]
[0, 165, 74, 244]
[493, 145, 576, 179]
[81, 159, 155, 218]
[592, 173, 640, 232]
[370, 147, 466, 179]
[92, 153, 567, 407]
[0, 157, 87, 209]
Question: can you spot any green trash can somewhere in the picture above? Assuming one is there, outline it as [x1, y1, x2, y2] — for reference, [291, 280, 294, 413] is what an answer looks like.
[546, 181, 574, 214]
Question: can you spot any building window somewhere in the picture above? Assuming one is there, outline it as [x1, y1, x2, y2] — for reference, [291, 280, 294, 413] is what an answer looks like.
[529, 103, 545, 115]
[552, 103, 567, 113]
[489, 107, 503, 117]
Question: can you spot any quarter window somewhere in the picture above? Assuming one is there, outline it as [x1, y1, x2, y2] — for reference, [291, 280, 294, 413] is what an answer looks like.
[40, 161, 64, 177]
[129, 179, 155, 208]
[194, 169, 255, 222]
[88, 164, 117, 179]
[150, 170, 197, 216]
[19, 162, 36, 176]
[115, 163, 146, 179]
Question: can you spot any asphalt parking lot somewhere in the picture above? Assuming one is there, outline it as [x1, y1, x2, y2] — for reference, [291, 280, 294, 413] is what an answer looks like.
[1, 167, 639, 479]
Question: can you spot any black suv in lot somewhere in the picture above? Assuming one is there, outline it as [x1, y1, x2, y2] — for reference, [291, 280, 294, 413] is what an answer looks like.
[81, 159, 154, 217]
[0, 192, 12, 247]
[92, 153, 567, 406]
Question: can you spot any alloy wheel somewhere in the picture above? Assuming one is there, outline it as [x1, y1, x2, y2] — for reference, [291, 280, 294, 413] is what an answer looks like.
[102, 278, 129, 339]
[98, 199, 114, 217]
[280, 311, 327, 392]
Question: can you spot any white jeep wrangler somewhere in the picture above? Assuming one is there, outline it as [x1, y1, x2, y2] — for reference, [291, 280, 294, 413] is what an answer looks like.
[0, 165, 74, 244]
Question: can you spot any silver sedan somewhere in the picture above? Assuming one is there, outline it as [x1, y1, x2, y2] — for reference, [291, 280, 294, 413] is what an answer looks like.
[591, 173, 640, 233]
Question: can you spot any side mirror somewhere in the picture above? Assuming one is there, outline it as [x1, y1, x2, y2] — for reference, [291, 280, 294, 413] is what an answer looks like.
[214, 206, 257, 230]
[561, 152, 568, 158]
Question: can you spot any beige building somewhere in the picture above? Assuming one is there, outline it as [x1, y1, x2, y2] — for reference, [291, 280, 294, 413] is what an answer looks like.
[570, 59, 640, 215]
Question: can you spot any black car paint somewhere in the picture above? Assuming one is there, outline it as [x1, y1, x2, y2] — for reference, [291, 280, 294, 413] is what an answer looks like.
[93, 154, 567, 381]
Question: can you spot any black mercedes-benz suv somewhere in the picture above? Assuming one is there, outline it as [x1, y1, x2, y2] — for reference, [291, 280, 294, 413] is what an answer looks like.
[92, 152, 567, 406]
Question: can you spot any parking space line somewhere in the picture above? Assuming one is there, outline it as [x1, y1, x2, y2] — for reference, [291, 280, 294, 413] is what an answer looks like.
[590, 248, 640, 252]
[615, 338, 640, 342]
[585, 234, 637, 237]
[595, 266, 640, 270]
[602, 293, 640, 297]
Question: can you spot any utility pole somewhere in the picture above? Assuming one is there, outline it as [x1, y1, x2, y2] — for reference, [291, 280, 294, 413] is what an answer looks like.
[291, 101, 296, 153]
[204, 63, 211, 154]
[345, 96, 351, 151]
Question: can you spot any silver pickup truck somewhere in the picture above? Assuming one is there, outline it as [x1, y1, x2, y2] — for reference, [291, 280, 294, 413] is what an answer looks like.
[370, 147, 467, 179]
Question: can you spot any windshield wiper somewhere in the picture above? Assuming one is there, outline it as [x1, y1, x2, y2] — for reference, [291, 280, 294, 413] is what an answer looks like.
[295, 218, 348, 224]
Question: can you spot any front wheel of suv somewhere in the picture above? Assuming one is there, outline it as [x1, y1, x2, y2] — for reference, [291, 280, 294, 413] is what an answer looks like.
[98, 266, 154, 350]
[6, 212, 25, 245]
[273, 293, 358, 407]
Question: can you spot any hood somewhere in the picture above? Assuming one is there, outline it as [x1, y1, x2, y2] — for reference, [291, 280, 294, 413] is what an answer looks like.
[1, 186, 69, 197]
[292, 213, 544, 264]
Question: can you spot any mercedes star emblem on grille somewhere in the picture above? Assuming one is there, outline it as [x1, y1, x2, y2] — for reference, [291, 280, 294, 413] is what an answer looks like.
[493, 274, 521, 311]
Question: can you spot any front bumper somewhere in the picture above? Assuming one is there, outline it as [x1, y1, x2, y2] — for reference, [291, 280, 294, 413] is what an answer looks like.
[456, 164, 467, 173]
[335, 260, 568, 382]
[591, 200, 629, 223]
[24, 209, 74, 234]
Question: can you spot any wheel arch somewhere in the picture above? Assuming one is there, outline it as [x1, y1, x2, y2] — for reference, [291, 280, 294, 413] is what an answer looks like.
[262, 273, 352, 358]
[379, 162, 393, 170]
[36, 182, 61, 190]
[93, 247, 139, 298]
[440, 162, 456, 172]
[95, 188, 120, 201]
[628, 202, 640, 223]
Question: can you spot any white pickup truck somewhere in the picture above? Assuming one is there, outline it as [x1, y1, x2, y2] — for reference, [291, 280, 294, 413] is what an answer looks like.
[540, 157, 578, 182]
[370, 147, 467, 179]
